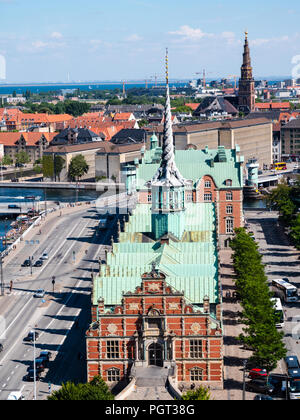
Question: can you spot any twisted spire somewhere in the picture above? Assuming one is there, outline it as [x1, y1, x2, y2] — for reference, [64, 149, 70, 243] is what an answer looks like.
[151, 49, 186, 187]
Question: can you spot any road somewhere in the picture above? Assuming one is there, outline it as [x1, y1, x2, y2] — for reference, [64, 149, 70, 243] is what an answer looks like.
[0, 203, 118, 400]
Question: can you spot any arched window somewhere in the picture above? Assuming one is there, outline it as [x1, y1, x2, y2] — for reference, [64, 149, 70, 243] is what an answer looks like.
[107, 368, 121, 382]
[190, 367, 203, 381]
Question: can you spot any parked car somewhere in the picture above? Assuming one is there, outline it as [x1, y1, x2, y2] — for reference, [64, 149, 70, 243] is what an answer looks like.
[249, 368, 268, 380]
[24, 369, 41, 382]
[254, 394, 273, 400]
[0, 166, 7, 171]
[246, 379, 275, 395]
[11, 178, 19, 183]
[40, 252, 48, 260]
[288, 368, 300, 379]
[39, 350, 52, 362]
[34, 259, 43, 267]
[33, 358, 46, 370]
[285, 355, 300, 370]
[0, 343, 3, 353]
[33, 289, 45, 298]
[24, 331, 39, 342]
[22, 259, 31, 267]
[15, 163, 25, 168]
[7, 391, 25, 400]
[8, 204, 21, 210]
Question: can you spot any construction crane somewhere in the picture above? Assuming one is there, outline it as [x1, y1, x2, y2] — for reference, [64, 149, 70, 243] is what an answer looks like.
[227, 75, 238, 90]
[195, 70, 213, 88]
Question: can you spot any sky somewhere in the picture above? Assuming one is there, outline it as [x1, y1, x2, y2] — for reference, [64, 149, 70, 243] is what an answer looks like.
[1, 0, 300, 83]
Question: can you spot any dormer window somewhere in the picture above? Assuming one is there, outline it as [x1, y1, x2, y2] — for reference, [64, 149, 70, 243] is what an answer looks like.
[204, 180, 211, 188]
[226, 179, 233, 187]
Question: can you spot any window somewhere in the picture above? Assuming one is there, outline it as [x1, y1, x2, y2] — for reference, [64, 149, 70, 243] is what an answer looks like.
[226, 205, 233, 215]
[204, 193, 212, 202]
[147, 318, 161, 329]
[226, 192, 233, 201]
[106, 340, 120, 359]
[190, 340, 203, 358]
[204, 180, 211, 188]
[147, 193, 152, 203]
[107, 368, 120, 382]
[226, 218, 234, 234]
[190, 367, 203, 381]
[226, 179, 233, 187]
[186, 192, 193, 202]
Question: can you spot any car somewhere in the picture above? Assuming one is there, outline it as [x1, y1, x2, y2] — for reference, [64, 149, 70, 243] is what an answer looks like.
[285, 355, 300, 370]
[15, 163, 25, 168]
[22, 259, 31, 267]
[11, 178, 19, 183]
[8, 204, 21, 210]
[24, 369, 41, 382]
[7, 391, 25, 400]
[246, 379, 275, 395]
[39, 350, 52, 362]
[33, 358, 46, 370]
[33, 289, 45, 298]
[24, 331, 39, 342]
[249, 368, 268, 380]
[288, 368, 300, 379]
[254, 394, 274, 400]
[40, 252, 48, 260]
[0, 343, 3, 353]
[0, 166, 7, 171]
[33, 259, 43, 267]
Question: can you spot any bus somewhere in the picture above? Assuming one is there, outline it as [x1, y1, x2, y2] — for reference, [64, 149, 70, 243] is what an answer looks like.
[271, 279, 298, 303]
[271, 298, 284, 328]
[271, 162, 287, 171]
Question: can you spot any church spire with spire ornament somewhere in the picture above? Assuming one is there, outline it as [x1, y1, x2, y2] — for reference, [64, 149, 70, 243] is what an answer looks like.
[238, 31, 255, 114]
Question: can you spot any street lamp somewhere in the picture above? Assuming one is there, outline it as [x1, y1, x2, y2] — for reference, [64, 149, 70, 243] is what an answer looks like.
[242, 359, 247, 400]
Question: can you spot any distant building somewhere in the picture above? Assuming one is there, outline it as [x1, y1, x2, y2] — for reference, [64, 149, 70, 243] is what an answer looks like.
[281, 117, 300, 160]
[193, 97, 239, 119]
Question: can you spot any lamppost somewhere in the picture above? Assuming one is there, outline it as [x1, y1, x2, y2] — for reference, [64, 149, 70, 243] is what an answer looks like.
[242, 359, 247, 400]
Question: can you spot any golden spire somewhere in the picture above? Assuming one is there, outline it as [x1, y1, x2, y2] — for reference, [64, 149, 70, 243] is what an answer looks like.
[245, 30, 248, 41]
[165, 47, 169, 86]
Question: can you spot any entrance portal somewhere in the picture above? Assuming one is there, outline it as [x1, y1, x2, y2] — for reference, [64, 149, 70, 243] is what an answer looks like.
[148, 343, 163, 367]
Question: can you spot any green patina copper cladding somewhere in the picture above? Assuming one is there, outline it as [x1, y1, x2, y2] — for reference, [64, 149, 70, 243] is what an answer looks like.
[93, 202, 219, 307]
[134, 146, 243, 191]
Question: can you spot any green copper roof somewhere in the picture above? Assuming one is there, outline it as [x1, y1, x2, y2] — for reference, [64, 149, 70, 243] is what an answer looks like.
[136, 147, 243, 189]
[93, 201, 219, 307]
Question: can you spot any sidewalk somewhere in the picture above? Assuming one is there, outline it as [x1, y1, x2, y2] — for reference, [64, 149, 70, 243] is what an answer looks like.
[210, 249, 253, 401]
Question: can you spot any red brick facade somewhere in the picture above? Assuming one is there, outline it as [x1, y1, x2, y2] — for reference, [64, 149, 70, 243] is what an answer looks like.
[86, 270, 223, 386]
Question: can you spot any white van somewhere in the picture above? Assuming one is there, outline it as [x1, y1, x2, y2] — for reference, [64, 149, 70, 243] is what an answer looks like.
[7, 391, 25, 400]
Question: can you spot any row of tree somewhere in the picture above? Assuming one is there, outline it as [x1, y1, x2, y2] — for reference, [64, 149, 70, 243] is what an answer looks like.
[230, 228, 286, 372]
[266, 178, 300, 249]
[23, 100, 91, 117]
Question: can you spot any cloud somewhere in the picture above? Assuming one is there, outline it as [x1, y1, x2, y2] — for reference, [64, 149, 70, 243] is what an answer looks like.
[169, 25, 214, 41]
[125, 34, 143, 42]
[50, 32, 63, 39]
[250, 35, 290, 46]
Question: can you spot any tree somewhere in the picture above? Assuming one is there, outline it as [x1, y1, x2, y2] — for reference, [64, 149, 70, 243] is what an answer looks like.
[48, 376, 114, 400]
[1, 155, 13, 166]
[15, 151, 30, 165]
[68, 154, 89, 181]
[181, 386, 211, 400]
[42, 155, 54, 179]
[230, 228, 287, 372]
[54, 155, 65, 181]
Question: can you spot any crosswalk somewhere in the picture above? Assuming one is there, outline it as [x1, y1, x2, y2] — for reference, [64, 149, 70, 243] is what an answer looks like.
[6, 290, 34, 297]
